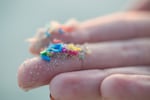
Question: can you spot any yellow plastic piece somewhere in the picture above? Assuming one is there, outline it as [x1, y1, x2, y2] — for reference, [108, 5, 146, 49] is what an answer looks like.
[67, 44, 82, 51]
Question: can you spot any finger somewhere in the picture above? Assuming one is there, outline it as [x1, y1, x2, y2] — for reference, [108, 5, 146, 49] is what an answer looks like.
[49, 66, 150, 100]
[50, 70, 104, 100]
[78, 12, 150, 43]
[28, 20, 79, 55]
[29, 12, 150, 55]
[101, 74, 150, 100]
[18, 38, 150, 90]
[28, 28, 48, 55]
[130, 0, 150, 12]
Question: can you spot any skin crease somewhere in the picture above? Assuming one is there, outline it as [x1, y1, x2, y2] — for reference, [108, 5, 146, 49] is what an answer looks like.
[17, 0, 150, 100]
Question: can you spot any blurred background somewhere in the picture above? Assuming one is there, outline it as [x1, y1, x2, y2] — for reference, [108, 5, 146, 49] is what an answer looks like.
[0, 0, 137, 100]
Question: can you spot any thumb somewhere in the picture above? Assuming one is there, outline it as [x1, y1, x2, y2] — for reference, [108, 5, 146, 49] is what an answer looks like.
[101, 74, 150, 100]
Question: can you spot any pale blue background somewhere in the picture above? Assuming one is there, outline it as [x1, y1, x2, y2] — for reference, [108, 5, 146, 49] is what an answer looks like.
[0, 0, 137, 100]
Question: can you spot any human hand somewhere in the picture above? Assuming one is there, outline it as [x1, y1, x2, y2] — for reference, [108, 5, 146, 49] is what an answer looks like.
[18, 1, 150, 100]
[18, 11, 150, 100]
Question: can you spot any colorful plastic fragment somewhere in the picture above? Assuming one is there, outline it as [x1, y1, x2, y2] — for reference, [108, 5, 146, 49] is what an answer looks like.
[40, 42, 86, 62]
[44, 22, 75, 38]
[53, 39, 62, 43]
[61, 26, 73, 33]
[58, 28, 65, 34]
[45, 31, 51, 37]
[41, 55, 51, 61]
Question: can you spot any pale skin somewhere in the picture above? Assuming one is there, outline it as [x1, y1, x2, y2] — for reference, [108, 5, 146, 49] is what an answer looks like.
[18, 0, 150, 100]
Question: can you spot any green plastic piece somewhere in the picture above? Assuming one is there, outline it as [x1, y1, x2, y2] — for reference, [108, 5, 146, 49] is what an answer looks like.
[40, 50, 47, 56]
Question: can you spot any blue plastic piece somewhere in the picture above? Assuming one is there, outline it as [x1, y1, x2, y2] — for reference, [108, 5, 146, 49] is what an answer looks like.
[41, 55, 51, 62]
[58, 28, 64, 34]
[45, 31, 51, 37]
[47, 43, 64, 52]
[50, 48, 60, 53]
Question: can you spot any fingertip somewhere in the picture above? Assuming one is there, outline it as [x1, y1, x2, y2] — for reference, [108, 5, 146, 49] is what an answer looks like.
[29, 45, 40, 55]
[17, 58, 37, 90]
[17, 57, 52, 90]
[101, 75, 124, 100]
[101, 74, 133, 100]
[50, 70, 105, 100]
[49, 72, 85, 100]
[49, 73, 74, 100]
[17, 56, 82, 91]
[17, 59, 34, 91]
[101, 74, 150, 100]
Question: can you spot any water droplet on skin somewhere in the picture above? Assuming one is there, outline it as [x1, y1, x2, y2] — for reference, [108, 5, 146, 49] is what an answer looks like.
[46, 67, 50, 72]
[30, 71, 39, 82]
[29, 71, 33, 75]
[34, 66, 38, 71]
[39, 66, 42, 70]
[32, 76, 38, 81]
[46, 63, 51, 67]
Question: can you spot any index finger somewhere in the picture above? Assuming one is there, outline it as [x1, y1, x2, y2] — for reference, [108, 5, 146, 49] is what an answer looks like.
[18, 38, 150, 90]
